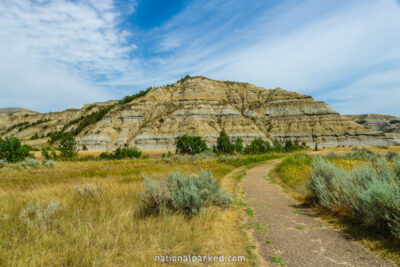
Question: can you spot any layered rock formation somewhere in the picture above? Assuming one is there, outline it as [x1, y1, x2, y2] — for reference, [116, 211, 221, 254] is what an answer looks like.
[346, 114, 400, 145]
[0, 76, 395, 150]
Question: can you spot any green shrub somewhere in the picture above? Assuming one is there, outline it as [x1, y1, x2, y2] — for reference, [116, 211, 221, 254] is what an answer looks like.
[43, 160, 57, 168]
[386, 151, 398, 161]
[234, 137, 244, 153]
[216, 129, 235, 154]
[99, 147, 142, 160]
[244, 138, 272, 154]
[344, 147, 377, 161]
[0, 137, 31, 162]
[140, 170, 232, 216]
[308, 156, 400, 241]
[389, 120, 400, 124]
[30, 133, 40, 140]
[58, 133, 77, 160]
[119, 87, 152, 105]
[73, 106, 113, 135]
[20, 158, 39, 168]
[82, 145, 88, 151]
[42, 147, 53, 160]
[176, 134, 208, 155]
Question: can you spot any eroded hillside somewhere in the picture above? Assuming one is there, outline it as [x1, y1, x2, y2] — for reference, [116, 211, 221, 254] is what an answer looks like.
[0, 76, 394, 150]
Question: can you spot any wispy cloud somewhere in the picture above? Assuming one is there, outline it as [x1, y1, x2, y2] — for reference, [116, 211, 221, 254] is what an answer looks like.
[1, 0, 399, 116]
[0, 0, 136, 111]
[132, 0, 400, 116]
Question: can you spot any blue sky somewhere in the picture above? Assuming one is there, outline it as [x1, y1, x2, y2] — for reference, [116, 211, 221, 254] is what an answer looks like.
[0, 0, 400, 116]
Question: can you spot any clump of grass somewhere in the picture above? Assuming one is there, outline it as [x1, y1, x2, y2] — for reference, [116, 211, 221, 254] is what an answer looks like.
[254, 224, 264, 231]
[270, 256, 285, 264]
[74, 183, 103, 198]
[244, 208, 254, 217]
[139, 170, 233, 216]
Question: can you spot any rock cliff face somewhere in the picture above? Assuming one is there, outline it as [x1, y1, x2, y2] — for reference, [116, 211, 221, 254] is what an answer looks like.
[0, 76, 395, 150]
[346, 114, 400, 145]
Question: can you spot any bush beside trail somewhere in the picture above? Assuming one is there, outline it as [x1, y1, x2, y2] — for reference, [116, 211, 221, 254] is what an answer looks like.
[309, 155, 400, 242]
[140, 170, 233, 216]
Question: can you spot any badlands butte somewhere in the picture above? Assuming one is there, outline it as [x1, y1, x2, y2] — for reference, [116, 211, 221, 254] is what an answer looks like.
[1, 76, 399, 150]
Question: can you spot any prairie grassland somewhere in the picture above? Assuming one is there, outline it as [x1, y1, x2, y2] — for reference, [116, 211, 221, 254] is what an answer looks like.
[0, 156, 274, 266]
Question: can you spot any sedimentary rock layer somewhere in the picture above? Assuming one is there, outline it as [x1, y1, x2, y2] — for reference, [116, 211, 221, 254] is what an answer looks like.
[0, 76, 395, 150]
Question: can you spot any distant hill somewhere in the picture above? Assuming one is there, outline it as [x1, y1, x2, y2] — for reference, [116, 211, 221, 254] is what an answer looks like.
[0, 76, 396, 150]
[0, 107, 37, 115]
[346, 114, 400, 144]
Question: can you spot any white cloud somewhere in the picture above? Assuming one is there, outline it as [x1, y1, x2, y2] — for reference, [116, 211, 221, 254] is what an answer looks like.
[0, 0, 135, 111]
[125, 0, 400, 116]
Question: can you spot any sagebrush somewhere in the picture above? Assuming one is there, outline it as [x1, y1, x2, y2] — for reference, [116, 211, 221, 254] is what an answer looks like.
[309, 156, 400, 242]
[140, 170, 233, 216]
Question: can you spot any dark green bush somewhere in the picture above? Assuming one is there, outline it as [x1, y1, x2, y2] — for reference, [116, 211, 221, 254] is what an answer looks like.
[119, 87, 152, 105]
[58, 133, 77, 159]
[30, 133, 40, 140]
[41, 147, 58, 160]
[234, 137, 244, 153]
[216, 129, 235, 154]
[99, 147, 142, 160]
[73, 106, 113, 135]
[0, 137, 32, 162]
[176, 135, 208, 155]
[47, 131, 69, 145]
[244, 138, 272, 154]
[140, 170, 232, 216]
[7, 122, 29, 132]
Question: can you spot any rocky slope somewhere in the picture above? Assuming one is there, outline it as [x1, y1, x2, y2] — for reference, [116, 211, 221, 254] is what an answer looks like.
[346, 114, 400, 145]
[0, 76, 395, 150]
[0, 107, 37, 115]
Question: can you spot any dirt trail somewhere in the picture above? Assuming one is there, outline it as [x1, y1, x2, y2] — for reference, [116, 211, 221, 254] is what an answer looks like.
[241, 160, 395, 267]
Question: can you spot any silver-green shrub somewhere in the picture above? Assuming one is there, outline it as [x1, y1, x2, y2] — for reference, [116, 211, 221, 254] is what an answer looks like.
[309, 156, 400, 241]
[74, 184, 102, 198]
[43, 160, 57, 168]
[217, 154, 243, 163]
[140, 170, 233, 216]
[19, 200, 60, 228]
[20, 158, 39, 168]
[0, 159, 7, 168]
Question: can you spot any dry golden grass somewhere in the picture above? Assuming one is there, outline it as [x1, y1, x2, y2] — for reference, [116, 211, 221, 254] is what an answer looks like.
[0, 158, 257, 266]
